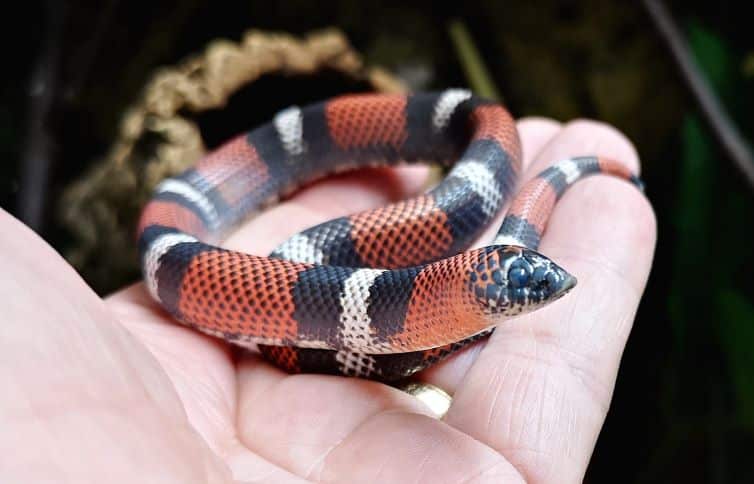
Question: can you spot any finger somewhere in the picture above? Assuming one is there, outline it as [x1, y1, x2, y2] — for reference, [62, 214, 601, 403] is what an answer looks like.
[444, 120, 656, 483]
[517, 117, 568, 164]
[419, 117, 564, 390]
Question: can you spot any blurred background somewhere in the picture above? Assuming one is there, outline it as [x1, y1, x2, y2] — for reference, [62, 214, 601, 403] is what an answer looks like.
[3, 1, 753, 481]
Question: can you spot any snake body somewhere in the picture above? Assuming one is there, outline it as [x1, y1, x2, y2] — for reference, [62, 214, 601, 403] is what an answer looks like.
[138, 90, 641, 380]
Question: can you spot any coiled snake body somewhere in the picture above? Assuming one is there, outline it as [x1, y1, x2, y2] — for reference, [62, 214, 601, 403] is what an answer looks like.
[138, 90, 641, 381]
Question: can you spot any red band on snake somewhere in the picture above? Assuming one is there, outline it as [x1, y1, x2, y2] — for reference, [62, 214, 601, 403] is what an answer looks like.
[137, 90, 642, 381]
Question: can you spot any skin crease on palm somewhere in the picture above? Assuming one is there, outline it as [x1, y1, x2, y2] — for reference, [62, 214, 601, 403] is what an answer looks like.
[0, 117, 656, 483]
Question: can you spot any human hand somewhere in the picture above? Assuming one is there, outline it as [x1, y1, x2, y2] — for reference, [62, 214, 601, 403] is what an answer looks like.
[1, 117, 655, 483]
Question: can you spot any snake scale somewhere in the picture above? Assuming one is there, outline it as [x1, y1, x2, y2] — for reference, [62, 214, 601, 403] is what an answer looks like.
[137, 90, 642, 381]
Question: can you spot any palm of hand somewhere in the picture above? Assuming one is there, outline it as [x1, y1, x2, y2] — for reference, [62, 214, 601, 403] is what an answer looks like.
[3, 119, 654, 483]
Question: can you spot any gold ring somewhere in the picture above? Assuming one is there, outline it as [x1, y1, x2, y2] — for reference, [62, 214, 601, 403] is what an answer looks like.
[397, 381, 452, 418]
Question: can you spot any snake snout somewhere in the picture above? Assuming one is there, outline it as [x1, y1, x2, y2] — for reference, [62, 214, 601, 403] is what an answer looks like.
[469, 246, 577, 318]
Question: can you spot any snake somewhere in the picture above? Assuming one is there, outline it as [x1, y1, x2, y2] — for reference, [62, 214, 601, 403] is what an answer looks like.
[137, 90, 642, 381]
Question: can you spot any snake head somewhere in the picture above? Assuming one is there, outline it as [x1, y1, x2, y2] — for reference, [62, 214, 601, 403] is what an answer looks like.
[468, 245, 576, 317]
